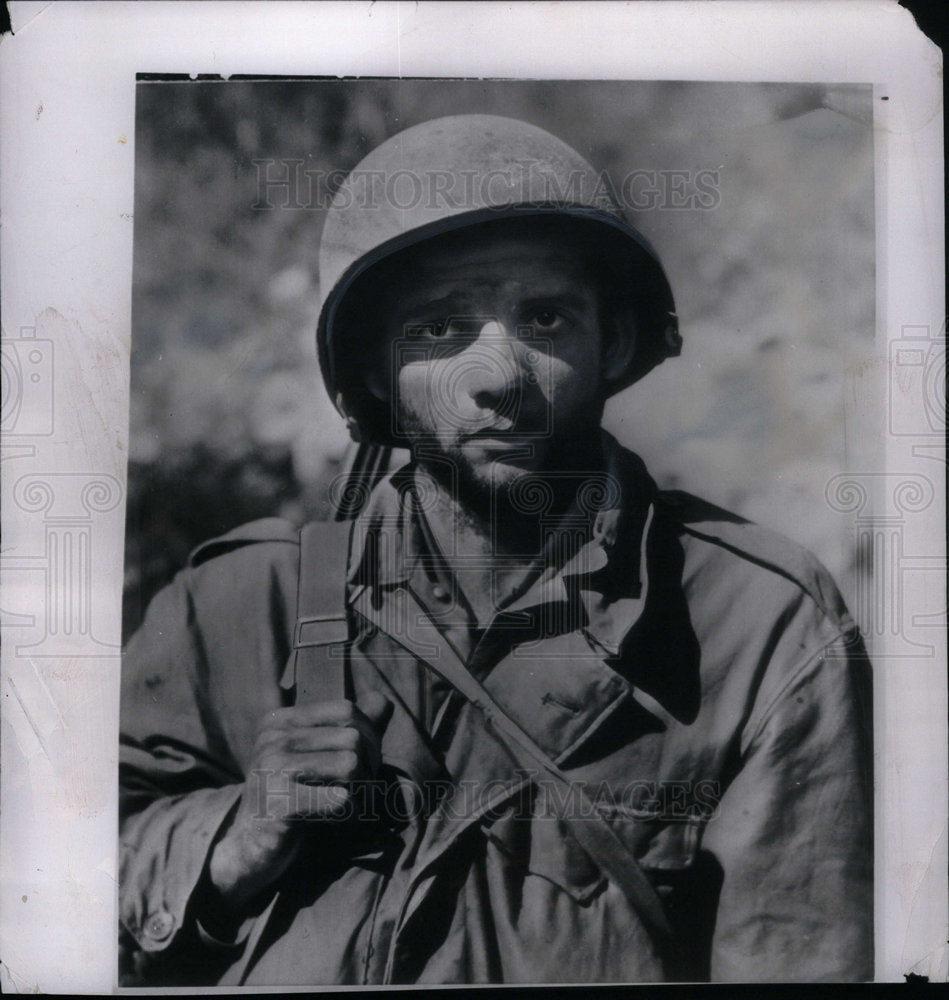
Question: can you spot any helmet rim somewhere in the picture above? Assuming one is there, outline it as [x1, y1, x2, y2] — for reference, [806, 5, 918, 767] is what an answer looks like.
[318, 203, 680, 447]
[315, 114, 681, 446]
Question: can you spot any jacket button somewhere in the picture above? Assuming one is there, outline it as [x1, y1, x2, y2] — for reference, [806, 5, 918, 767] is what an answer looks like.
[431, 584, 449, 602]
[144, 909, 175, 942]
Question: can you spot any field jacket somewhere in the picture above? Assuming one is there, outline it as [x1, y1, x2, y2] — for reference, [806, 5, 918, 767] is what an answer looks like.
[119, 439, 873, 985]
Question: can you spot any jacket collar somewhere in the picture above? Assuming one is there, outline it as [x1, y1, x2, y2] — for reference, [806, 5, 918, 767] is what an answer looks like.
[348, 432, 658, 658]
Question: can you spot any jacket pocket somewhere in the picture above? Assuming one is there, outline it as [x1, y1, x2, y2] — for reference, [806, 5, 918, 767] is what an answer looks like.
[483, 806, 608, 904]
[596, 804, 706, 872]
[482, 793, 707, 906]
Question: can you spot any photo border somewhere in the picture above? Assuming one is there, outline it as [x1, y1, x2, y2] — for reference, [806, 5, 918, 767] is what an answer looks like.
[1, 1, 944, 990]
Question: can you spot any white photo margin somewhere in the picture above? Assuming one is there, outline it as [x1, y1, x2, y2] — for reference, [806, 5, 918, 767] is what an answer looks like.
[1, 0, 944, 990]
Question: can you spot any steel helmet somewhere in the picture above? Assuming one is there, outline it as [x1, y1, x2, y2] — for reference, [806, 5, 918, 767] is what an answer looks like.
[317, 114, 680, 444]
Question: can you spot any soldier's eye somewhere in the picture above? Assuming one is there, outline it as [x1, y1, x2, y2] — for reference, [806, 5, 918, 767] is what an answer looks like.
[406, 322, 444, 339]
[407, 319, 451, 338]
[531, 310, 562, 330]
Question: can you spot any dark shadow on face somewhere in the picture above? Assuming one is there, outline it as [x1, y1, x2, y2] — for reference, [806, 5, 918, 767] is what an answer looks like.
[334, 215, 646, 510]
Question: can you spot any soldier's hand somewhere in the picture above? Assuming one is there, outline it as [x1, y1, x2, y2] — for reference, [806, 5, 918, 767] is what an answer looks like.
[208, 693, 393, 911]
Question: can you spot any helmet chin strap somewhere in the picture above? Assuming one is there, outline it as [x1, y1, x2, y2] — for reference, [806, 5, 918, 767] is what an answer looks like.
[333, 441, 393, 521]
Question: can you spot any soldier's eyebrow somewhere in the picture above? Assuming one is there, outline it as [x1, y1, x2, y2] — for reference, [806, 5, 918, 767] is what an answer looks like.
[520, 291, 592, 313]
[396, 290, 474, 318]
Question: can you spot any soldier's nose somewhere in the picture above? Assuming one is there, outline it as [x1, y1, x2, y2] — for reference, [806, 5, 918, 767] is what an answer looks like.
[462, 321, 524, 411]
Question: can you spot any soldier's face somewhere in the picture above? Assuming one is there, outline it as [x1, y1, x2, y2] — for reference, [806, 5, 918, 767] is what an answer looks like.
[371, 228, 614, 496]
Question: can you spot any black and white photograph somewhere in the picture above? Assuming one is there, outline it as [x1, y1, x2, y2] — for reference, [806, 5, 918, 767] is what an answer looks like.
[0, 2, 944, 991]
[120, 78, 879, 986]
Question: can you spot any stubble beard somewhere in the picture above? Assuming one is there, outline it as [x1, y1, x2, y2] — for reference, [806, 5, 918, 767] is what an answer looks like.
[398, 405, 604, 544]
[402, 424, 527, 527]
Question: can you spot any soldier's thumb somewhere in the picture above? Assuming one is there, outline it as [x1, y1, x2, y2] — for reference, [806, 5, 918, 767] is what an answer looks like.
[360, 691, 394, 734]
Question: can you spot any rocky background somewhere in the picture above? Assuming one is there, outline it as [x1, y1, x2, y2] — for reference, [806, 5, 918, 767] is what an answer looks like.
[126, 79, 875, 639]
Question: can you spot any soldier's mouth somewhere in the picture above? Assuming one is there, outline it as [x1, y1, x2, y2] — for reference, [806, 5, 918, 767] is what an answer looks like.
[461, 418, 545, 442]
[460, 432, 538, 450]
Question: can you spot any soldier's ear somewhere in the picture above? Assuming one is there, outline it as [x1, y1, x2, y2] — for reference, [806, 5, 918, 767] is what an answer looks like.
[601, 311, 638, 383]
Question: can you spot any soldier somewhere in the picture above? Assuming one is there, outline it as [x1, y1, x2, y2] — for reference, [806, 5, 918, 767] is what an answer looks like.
[119, 115, 873, 985]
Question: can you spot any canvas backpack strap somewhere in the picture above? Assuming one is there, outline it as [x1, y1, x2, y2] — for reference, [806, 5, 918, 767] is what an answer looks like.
[439, 657, 676, 949]
[280, 519, 353, 704]
[226, 521, 353, 987]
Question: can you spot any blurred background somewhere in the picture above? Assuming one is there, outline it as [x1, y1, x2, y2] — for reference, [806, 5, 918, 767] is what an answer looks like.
[126, 79, 875, 640]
